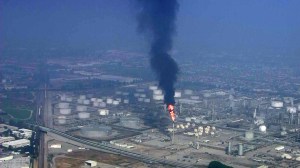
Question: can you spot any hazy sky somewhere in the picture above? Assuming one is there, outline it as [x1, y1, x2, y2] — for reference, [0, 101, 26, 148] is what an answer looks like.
[2, 0, 300, 57]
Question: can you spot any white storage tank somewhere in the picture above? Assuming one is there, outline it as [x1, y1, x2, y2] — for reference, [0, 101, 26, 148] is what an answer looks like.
[78, 112, 90, 119]
[58, 102, 69, 108]
[287, 106, 297, 113]
[76, 105, 87, 112]
[185, 117, 192, 122]
[60, 94, 67, 101]
[184, 89, 193, 95]
[97, 98, 103, 103]
[245, 131, 254, 140]
[191, 96, 200, 100]
[259, 125, 267, 133]
[57, 116, 67, 124]
[175, 91, 182, 98]
[122, 92, 129, 96]
[98, 109, 109, 116]
[153, 95, 164, 101]
[77, 99, 84, 104]
[93, 101, 99, 107]
[98, 102, 106, 107]
[136, 88, 145, 92]
[59, 108, 71, 115]
[66, 97, 72, 102]
[79, 95, 86, 100]
[271, 101, 284, 108]
[149, 85, 158, 90]
[112, 100, 120, 105]
[106, 98, 113, 104]
[83, 99, 90, 105]
[153, 90, 163, 95]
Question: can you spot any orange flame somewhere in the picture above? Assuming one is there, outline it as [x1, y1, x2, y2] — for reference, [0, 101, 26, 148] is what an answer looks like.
[167, 104, 176, 122]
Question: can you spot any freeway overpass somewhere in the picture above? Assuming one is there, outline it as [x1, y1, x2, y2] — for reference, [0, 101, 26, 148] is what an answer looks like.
[36, 125, 201, 168]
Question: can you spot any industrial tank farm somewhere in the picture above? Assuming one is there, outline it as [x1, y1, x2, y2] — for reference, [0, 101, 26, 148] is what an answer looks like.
[47, 80, 300, 168]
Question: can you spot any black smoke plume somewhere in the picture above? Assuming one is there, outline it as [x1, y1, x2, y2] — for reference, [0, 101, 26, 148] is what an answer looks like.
[136, 0, 179, 105]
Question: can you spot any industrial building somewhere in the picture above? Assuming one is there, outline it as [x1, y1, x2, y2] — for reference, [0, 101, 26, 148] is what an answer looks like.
[2, 139, 30, 148]
[0, 136, 15, 144]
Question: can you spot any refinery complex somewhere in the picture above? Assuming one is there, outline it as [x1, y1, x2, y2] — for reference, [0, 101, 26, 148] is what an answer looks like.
[2, 1, 300, 168]
[1, 50, 300, 168]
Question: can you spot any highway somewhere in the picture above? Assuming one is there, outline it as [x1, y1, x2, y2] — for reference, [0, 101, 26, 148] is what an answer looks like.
[36, 125, 197, 168]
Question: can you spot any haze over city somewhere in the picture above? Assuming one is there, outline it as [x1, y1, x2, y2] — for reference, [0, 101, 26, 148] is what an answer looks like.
[1, 1, 300, 168]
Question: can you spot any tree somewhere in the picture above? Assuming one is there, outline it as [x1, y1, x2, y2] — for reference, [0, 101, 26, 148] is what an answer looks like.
[208, 161, 233, 168]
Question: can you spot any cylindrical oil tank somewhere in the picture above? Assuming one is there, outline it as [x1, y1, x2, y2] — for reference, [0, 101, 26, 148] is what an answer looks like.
[66, 97, 72, 102]
[287, 106, 297, 113]
[77, 99, 84, 104]
[76, 105, 87, 112]
[124, 99, 129, 104]
[60, 94, 66, 101]
[79, 95, 86, 100]
[149, 85, 158, 90]
[97, 98, 103, 103]
[99, 102, 106, 107]
[83, 99, 90, 105]
[80, 125, 112, 138]
[140, 94, 146, 98]
[112, 100, 119, 105]
[238, 143, 243, 156]
[98, 109, 109, 116]
[153, 95, 164, 100]
[271, 101, 283, 108]
[93, 101, 99, 107]
[57, 116, 66, 124]
[59, 108, 71, 115]
[58, 102, 69, 108]
[136, 88, 145, 92]
[78, 112, 90, 119]
[175, 91, 182, 98]
[191, 96, 200, 100]
[106, 98, 113, 104]
[122, 92, 129, 96]
[153, 90, 163, 95]
[245, 131, 254, 140]
[259, 125, 267, 132]
[184, 89, 193, 95]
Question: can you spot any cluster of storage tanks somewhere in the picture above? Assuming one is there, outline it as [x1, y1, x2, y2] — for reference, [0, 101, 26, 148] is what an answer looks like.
[175, 123, 216, 137]
[56, 102, 71, 124]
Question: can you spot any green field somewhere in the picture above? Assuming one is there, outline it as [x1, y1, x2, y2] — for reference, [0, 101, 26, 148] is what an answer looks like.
[1, 99, 33, 120]
[2, 107, 32, 120]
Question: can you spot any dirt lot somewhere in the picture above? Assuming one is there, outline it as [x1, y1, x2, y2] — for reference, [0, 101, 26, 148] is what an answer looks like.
[54, 149, 161, 168]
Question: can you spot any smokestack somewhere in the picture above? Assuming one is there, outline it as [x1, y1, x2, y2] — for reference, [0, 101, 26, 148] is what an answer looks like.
[136, 0, 179, 105]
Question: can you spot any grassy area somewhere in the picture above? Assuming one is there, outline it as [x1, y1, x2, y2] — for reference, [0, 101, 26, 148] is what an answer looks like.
[1, 99, 33, 120]
[2, 107, 32, 120]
